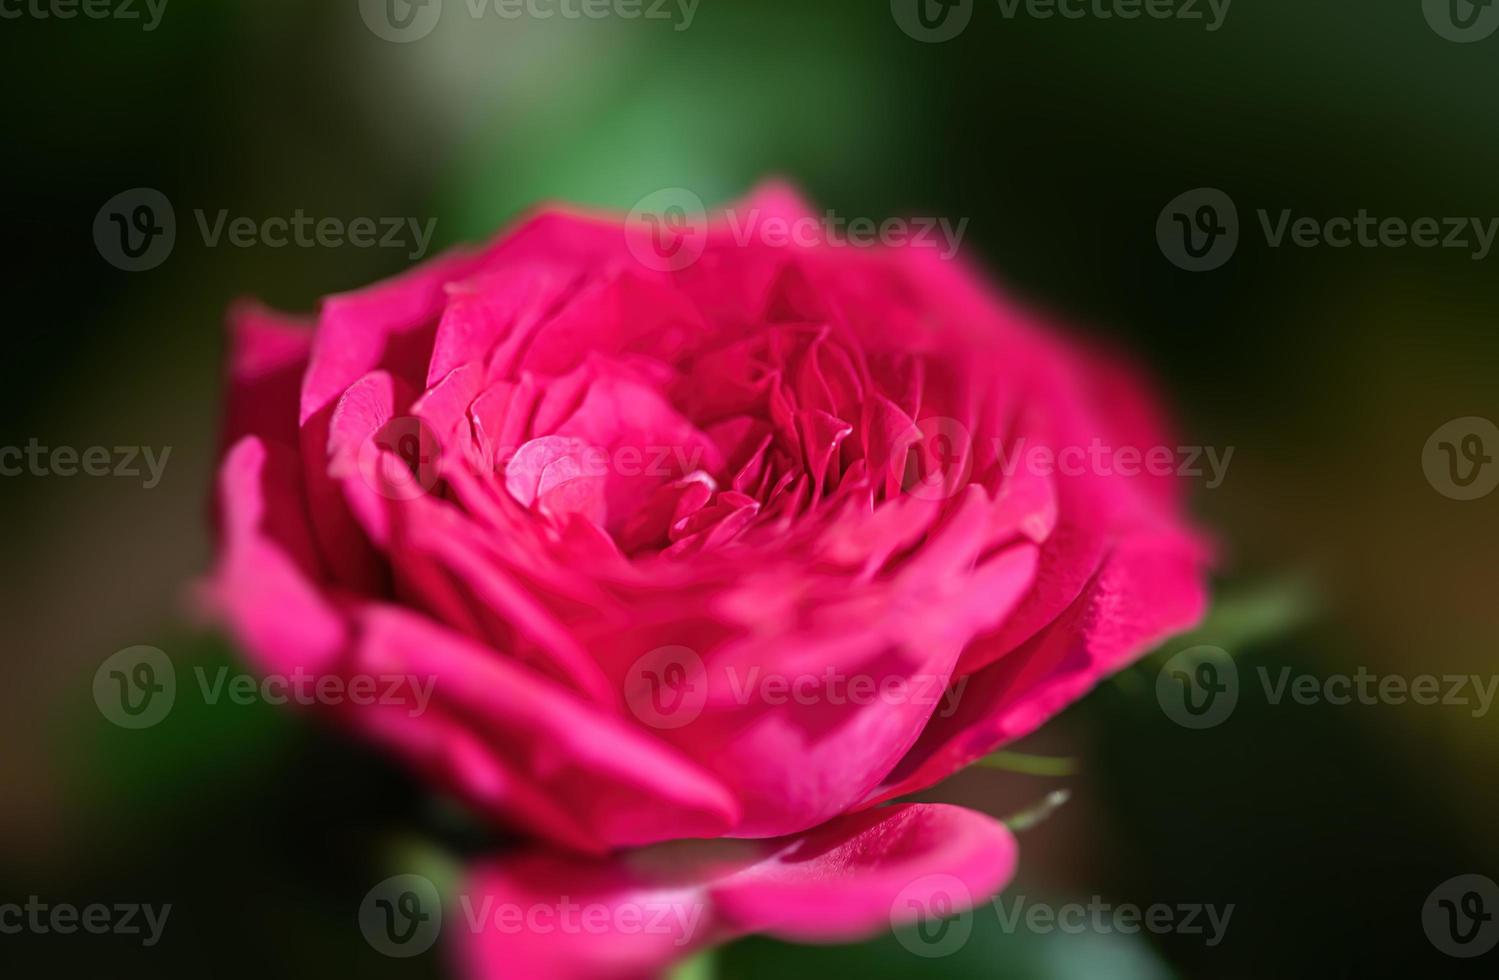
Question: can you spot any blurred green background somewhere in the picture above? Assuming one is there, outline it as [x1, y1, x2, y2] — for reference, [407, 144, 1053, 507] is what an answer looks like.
[2, 0, 1498, 976]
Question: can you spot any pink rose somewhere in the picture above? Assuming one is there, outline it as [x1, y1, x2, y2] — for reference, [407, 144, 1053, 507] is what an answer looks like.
[206, 184, 1209, 977]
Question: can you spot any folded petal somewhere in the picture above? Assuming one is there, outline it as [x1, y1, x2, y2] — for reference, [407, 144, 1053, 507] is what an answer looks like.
[456, 803, 1016, 980]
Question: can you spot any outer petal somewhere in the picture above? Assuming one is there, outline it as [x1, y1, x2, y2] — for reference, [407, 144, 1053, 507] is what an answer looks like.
[865, 523, 1209, 805]
[456, 803, 1016, 980]
[202, 437, 345, 677]
[220, 300, 313, 452]
[349, 606, 739, 852]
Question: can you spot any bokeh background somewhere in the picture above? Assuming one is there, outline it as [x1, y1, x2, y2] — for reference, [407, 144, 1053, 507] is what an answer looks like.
[3, 0, 1498, 976]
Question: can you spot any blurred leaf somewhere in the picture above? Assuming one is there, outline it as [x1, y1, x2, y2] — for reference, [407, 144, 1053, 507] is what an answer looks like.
[669, 950, 719, 980]
[976, 751, 1079, 777]
[1003, 789, 1073, 833]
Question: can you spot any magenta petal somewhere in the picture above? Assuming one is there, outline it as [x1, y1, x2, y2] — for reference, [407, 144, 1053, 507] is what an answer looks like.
[203, 437, 345, 677]
[867, 524, 1208, 805]
[221, 300, 313, 452]
[710, 803, 1017, 941]
[352, 607, 740, 850]
[455, 803, 1015, 980]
